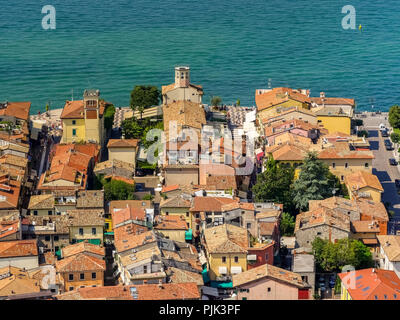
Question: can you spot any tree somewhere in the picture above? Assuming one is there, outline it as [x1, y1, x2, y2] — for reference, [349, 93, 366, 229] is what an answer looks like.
[93, 174, 136, 201]
[104, 104, 116, 131]
[391, 132, 400, 144]
[210, 96, 222, 107]
[142, 194, 154, 201]
[312, 238, 373, 272]
[327, 171, 349, 199]
[122, 118, 145, 139]
[252, 156, 295, 212]
[130, 85, 160, 120]
[280, 212, 295, 236]
[292, 152, 332, 211]
[389, 105, 400, 129]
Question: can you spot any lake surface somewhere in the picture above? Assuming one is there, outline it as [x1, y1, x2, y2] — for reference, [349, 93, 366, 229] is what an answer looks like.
[1, 0, 400, 112]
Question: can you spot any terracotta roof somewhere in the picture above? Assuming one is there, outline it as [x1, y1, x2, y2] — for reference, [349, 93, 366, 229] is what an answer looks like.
[0, 266, 40, 296]
[161, 185, 180, 193]
[0, 179, 21, 210]
[345, 171, 384, 192]
[190, 197, 239, 212]
[160, 195, 192, 209]
[67, 209, 104, 226]
[256, 87, 311, 111]
[107, 139, 140, 148]
[163, 100, 206, 133]
[120, 245, 161, 268]
[0, 218, 20, 240]
[61, 241, 105, 259]
[109, 200, 152, 213]
[357, 199, 389, 221]
[61, 100, 85, 119]
[112, 206, 147, 226]
[309, 196, 359, 213]
[168, 267, 203, 286]
[259, 222, 277, 236]
[154, 215, 188, 230]
[28, 194, 54, 210]
[232, 263, 308, 288]
[0, 239, 38, 258]
[267, 143, 308, 161]
[94, 159, 134, 174]
[205, 175, 237, 190]
[162, 82, 203, 95]
[114, 230, 156, 254]
[56, 282, 200, 300]
[204, 224, 249, 254]
[0, 102, 31, 121]
[0, 154, 28, 169]
[377, 235, 400, 262]
[55, 253, 105, 273]
[295, 207, 350, 233]
[351, 220, 380, 233]
[318, 144, 374, 160]
[310, 97, 355, 106]
[76, 190, 104, 209]
[339, 268, 400, 300]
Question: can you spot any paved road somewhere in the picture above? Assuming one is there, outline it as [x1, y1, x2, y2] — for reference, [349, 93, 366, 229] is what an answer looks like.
[362, 113, 400, 217]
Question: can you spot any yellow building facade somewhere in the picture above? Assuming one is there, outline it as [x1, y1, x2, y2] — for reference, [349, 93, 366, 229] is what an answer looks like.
[207, 252, 247, 281]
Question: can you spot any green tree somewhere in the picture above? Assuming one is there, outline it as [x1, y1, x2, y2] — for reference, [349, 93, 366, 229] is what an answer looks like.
[130, 85, 160, 120]
[280, 212, 295, 236]
[292, 152, 332, 211]
[312, 238, 373, 272]
[121, 118, 145, 139]
[391, 132, 400, 144]
[142, 194, 154, 201]
[210, 96, 222, 107]
[389, 105, 400, 129]
[93, 174, 136, 201]
[327, 171, 349, 199]
[104, 104, 116, 130]
[252, 157, 295, 212]
[141, 121, 164, 149]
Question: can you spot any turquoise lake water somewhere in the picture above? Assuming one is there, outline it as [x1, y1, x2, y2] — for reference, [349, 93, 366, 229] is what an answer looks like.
[1, 0, 400, 113]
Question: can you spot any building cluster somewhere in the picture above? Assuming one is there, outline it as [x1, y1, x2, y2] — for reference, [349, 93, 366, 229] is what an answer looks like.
[0, 66, 399, 300]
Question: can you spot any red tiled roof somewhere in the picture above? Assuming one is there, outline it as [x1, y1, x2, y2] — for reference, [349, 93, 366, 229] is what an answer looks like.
[256, 88, 311, 111]
[154, 215, 188, 230]
[339, 268, 400, 300]
[0, 102, 31, 121]
[112, 207, 147, 226]
[0, 240, 38, 258]
[56, 253, 105, 273]
[107, 139, 140, 148]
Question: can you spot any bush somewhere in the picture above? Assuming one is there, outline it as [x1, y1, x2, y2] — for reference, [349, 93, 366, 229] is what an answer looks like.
[357, 130, 369, 138]
[104, 104, 116, 130]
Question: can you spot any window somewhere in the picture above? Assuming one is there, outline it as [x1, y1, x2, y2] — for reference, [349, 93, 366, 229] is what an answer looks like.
[166, 212, 169, 216]
[332, 162, 336, 169]
[92, 228, 97, 235]
[80, 273, 84, 280]
[265, 253, 269, 261]
[341, 175, 344, 181]
[247, 223, 251, 229]
[92, 272, 96, 279]
[48, 210, 52, 215]
[222, 256, 226, 263]
[345, 162, 348, 168]
[267, 287, 271, 292]
[143, 265, 148, 273]
[69, 287, 74, 291]
[196, 225, 200, 231]
[34, 210, 38, 216]
[69, 274, 74, 281]
[72, 120, 76, 125]
[317, 232, 322, 236]
[26, 211, 30, 216]
[195, 213, 199, 219]
[365, 162, 369, 168]
[186, 212, 189, 217]
[234, 256, 239, 263]
[302, 276, 308, 283]
[55, 246, 59, 252]
[72, 129, 77, 136]
[54, 235, 59, 241]
[79, 228, 83, 236]
[45, 235, 50, 241]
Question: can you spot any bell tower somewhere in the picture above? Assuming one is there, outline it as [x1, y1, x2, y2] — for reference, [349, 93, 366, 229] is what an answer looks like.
[175, 66, 190, 88]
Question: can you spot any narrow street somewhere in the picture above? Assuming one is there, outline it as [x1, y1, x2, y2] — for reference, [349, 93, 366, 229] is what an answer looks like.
[361, 113, 400, 217]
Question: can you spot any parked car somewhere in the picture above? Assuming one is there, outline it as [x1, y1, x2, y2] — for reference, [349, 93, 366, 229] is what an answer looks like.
[395, 179, 400, 188]
[384, 139, 392, 146]
[385, 144, 394, 151]
[389, 158, 398, 166]
[381, 130, 389, 137]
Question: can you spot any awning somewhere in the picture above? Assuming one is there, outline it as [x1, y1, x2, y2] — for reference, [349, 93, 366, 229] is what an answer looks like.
[256, 151, 264, 162]
[185, 229, 193, 241]
[362, 238, 378, 245]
